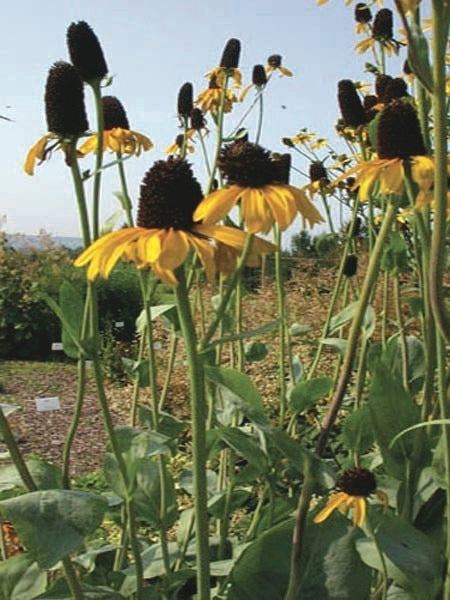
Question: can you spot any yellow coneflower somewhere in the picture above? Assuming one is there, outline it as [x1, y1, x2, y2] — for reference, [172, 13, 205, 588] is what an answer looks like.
[205, 38, 242, 88]
[266, 55, 293, 77]
[354, 2, 372, 35]
[165, 132, 195, 155]
[195, 76, 238, 115]
[78, 96, 152, 157]
[334, 100, 435, 207]
[67, 21, 108, 84]
[314, 467, 388, 528]
[355, 8, 403, 56]
[194, 141, 323, 234]
[74, 157, 275, 285]
[240, 64, 267, 102]
[24, 61, 88, 175]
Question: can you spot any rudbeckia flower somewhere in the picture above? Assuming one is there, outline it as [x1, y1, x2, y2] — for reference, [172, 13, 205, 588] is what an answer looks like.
[78, 96, 152, 157]
[334, 100, 434, 207]
[165, 132, 195, 155]
[266, 55, 293, 77]
[194, 141, 323, 234]
[74, 157, 275, 285]
[314, 467, 388, 528]
[205, 38, 242, 88]
[355, 8, 403, 56]
[195, 76, 238, 115]
[24, 61, 89, 175]
[239, 64, 267, 102]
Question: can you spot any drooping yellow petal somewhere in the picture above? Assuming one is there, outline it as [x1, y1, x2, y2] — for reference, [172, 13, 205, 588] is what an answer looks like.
[136, 229, 162, 264]
[151, 262, 179, 285]
[261, 186, 294, 231]
[241, 188, 272, 234]
[194, 186, 240, 223]
[289, 186, 324, 227]
[158, 229, 190, 270]
[352, 497, 366, 528]
[189, 234, 216, 281]
[313, 492, 348, 524]
[24, 134, 52, 175]
[411, 155, 434, 192]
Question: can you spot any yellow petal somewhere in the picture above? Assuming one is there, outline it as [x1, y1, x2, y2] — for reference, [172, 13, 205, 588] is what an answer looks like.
[194, 186, 240, 223]
[352, 497, 366, 528]
[189, 235, 216, 281]
[158, 229, 189, 270]
[264, 185, 298, 231]
[241, 188, 272, 234]
[24, 135, 51, 175]
[313, 492, 348, 524]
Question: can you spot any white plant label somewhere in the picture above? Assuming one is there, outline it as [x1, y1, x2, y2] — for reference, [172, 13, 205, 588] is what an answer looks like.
[35, 397, 61, 412]
[115, 321, 125, 328]
[51, 342, 63, 351]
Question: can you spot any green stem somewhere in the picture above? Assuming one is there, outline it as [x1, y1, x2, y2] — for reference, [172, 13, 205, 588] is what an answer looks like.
[200, 235, 254, 350]
[274, 226, 288, 425]
[69, 145, 91, 247]
[255, 89, 264, 144]
[284, 462, 314, 600]
[316, 201, 398, 455]
[207, 74, 230, 194]
[158, 327, 178, 412]
[174, 268, 210, 599]
[365, 513, 388, 600]
[393, 274, 409, 390]
[429, 0, 450, 341]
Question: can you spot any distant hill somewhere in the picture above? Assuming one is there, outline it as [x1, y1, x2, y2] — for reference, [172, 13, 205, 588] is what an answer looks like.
[4, 233, 83, 251]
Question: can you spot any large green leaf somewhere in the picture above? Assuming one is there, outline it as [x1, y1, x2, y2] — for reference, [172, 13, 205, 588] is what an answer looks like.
[0, 457, 62, 491]
[357, 512, 443, 599]
[0, 554, 46, 600]
[204, 366, 266, 425]
[132, 457, 178, 529]
[216, 427, 268, 471]
[368, 365, 421, 480]
[59, 281, 84, 359]
[289, 377, 333, 414]
[0, 490, 107, 569]
[227, 513, 371, 599]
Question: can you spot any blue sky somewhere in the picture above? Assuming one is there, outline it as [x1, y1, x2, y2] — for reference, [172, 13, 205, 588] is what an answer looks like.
[1, 0, 415, 240]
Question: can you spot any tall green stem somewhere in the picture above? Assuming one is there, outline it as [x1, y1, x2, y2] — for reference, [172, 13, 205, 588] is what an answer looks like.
[175, 268, 210, 599]
[429, 1, 450, 342]
[316, 201, 398, 455]
[90, 81, 104, 240]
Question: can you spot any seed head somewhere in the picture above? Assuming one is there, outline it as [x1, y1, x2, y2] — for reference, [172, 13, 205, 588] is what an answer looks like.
[338, 467, 376, 497]
[252, 65, 267, 86]
[372, 9, 393, 40]
[177, 82, 194, 118]
[377, 100, 426, 159]
[220, 38, 241, 69]
[354, 3, 372, 24]
[338, 80, 367, 127]
[137, 158, 203, 230]
[45, 61, 88, 135]
[102, 96, 129, 130]
[343, 254, 358, 277]
[218, 141, 276, 187]
[67, 21, 108, 83]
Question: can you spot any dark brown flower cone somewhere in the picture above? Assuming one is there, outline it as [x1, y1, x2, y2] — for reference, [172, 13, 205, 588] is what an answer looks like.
[45, 61, 88, 135]
[190, 108, 206, 130]
[220, 39, 241, 69]
[102, 96, 129, 130]
[372, 8, 393, 40]
[218, 141, 276, 187]
[272, 154, 291, 184]
[375, 74, 393, 100]
[354, 3, 372, 24]
[339, 467, 376, 496]
[309, 161, 328, 183]
[343, 254, 358, 277]
[377, 100, 426, 159]
[252, 65, 267, 86]
[67, 21, 108, 83]
[381, 78, 408, 104]
[338, 80, 367, 127]
[137, 157, 203, 230]
[177, 82, 194, 118]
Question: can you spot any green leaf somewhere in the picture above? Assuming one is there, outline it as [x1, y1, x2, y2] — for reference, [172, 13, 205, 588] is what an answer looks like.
[321, 337, 347, 356]
[208, 489, 251, 518]
[42, 293, 87, 359]
[0, 404, 21, 417]
[136, 304, 179, 334]
[59, 281, 84, 359]
[205, 367, 266, 425]
[0, 490, 107, 569]
[289, 377, 333, 414]
[210, 318, 281, 347]
[340, 406, 374, 454]
[132, 457, 178, 528]
[244, 341, 268, 362]
[104, 427, 170, 498]
[0, 554, 46, 600]
[0, 458, 62, 491]
[291, 354, 304, 383]
[100, 208, 124, 236]
[216, 427, 268, 471]
[368, 365, 421, 480]
[407, 23, 433, 92]
[289, 323, 311, 337]
[227, 513, 371, 599]
[357, 512, 442, 599]
[329, 302, 375, 339]
[35, 577, 126, 599]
